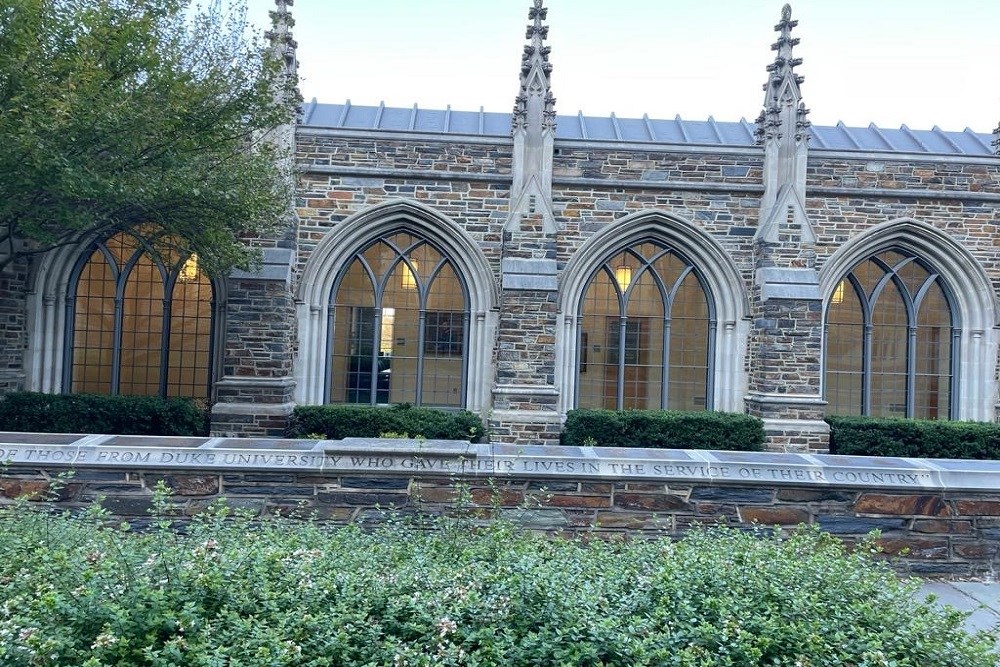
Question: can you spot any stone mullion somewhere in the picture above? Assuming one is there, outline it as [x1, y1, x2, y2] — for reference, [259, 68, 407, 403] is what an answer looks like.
[906, 324, 918, 417]
[862, 322, 874, 415]
[158, 289, 172, 399]
[660, 318, 671, 410]
[616, 316, 627, 409]
[415, 309, 427, 406]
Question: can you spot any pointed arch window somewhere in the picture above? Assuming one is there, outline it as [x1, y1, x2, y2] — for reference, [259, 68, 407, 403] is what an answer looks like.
[328, 231, 467, 407]
[67, 231, 215, 399]
[825, 249, 956, 419]
[576, 240, 714, 411]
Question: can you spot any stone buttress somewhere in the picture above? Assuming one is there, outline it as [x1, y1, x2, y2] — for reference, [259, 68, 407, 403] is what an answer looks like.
[745, 5, 828, 451]
[210, 0, 300, 436]
[490, 0, 562, 444]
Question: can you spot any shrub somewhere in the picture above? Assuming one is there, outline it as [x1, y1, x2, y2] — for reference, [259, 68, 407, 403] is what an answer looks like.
[0, 499, 994, 666]
[287, 404, 485, 442]
[0, 391, 207, 436]
[828, 415, 1000, 459]
[562, 409, 766, 451]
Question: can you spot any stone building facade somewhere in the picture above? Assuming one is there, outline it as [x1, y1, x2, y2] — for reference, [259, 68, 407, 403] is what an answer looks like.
[3, 2, 1000, 451]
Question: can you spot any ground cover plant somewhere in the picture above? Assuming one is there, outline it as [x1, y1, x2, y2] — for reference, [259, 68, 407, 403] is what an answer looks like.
[0, 492, 994, 666]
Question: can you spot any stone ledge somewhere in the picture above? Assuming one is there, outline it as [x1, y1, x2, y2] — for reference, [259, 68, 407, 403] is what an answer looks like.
[1, 432, 998, 492]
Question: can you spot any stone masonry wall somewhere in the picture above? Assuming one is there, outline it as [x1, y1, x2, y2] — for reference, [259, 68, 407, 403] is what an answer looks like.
[2, 464, 996, 578]
[0, 257, 28, 394]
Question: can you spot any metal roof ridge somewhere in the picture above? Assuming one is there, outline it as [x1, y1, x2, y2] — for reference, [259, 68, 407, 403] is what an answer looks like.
[836, 121, 862, 149]
[675, 114, 690, 142]
[336, 99, 351, 128]
[900, 124, 930, 152]
[302, 97, 319, 125]
[931, 125, 963, 153]
[964, 127, 993, 152]
[707, 116, 724, 143]
[867, 122, 893, 150]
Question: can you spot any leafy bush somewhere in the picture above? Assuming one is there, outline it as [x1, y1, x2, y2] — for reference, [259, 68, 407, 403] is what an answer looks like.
[562, 409, 765, 451]
[0, 497, 993, 666]
[0, 391, 207, 436]
[828, 415, 1000, 459]
[287, 404, 485, 442]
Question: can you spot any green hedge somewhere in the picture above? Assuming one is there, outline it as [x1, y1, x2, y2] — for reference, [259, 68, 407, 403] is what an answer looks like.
[828, 415, 1000, 459]
[0, 391, 208, 436]
[0, 500, 993, 666]
[287, 404, 485, 442]
[562, 409, 765, 451]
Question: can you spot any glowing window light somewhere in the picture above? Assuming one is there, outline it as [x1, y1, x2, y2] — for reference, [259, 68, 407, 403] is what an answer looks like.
[401, 260, 418, 290]
[614, 265, 632, 290]
[178, 254, 199, 282]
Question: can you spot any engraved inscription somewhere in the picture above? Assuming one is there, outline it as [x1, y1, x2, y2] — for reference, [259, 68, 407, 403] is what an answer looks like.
[0, 444, 940, 489]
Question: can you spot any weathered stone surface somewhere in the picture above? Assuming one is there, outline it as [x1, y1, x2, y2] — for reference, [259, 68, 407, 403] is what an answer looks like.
[875, 538, 949, 560]
[815, 516, 907, 534]
[955, 500, 1000, 516]
[162, 475, 220, 496]
[952, 541, 999, 559]
[317, 491, 408, 506]
[615, 493, 689, 511]
[340, 477, 410, 490]
[689, 487, 775, 503]
[0, 479, 50, 500]
[911, 519, 972, 534]
[738, 506, 809, 525]
[854, 493, 950, 517]
[500, 508, 568, 529]
[776, 488, 855, 503]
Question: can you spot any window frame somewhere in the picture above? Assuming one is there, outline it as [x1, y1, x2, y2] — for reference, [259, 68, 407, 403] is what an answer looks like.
[823, 249, 959, 419]
[62, 232, 218, 400]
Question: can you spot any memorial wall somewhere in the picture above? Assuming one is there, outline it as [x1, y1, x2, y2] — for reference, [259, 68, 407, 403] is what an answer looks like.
[2, 432, 998, 578]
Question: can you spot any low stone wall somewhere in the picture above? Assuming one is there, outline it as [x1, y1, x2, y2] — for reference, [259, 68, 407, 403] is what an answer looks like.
[1, 432, 998, 578]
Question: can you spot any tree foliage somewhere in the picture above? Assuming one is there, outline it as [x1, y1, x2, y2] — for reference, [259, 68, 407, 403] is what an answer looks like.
[0, 0, 298, 273]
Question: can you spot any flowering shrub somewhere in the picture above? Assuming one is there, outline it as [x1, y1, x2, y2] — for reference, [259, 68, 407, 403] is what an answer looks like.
[0, 495, 994, 666]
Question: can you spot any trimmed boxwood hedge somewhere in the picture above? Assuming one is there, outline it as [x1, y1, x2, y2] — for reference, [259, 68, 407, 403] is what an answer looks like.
[0, 391, 208, 436]
[562, 409, 765, 451]
[828, 415, 1000, 459]
[0, 500, 994, 666]
[287, 404, 485, 442]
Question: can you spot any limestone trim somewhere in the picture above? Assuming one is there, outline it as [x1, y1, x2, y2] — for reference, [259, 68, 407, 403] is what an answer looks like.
[295, 199, 499, 412]
[557, 209, 750, 414]
[24, 232, 227, 396]
[819, 218, 999, 422]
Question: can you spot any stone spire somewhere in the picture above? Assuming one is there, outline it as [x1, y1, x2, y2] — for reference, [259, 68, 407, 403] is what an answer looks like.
[754, 3, 814, 246]
[993, 121, 1000, 156]
[267, 0, 300, 108]
[512, 0, 556, 133]
[508, 0, 557, 234]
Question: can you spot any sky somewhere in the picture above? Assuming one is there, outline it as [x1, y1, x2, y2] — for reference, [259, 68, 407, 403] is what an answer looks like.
[240, 0, 999, 133]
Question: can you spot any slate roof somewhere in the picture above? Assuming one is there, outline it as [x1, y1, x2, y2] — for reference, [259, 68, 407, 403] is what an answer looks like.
[301, 100, 995, 157]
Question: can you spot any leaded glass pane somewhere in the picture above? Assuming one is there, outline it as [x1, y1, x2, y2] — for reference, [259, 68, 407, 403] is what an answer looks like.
[577, 241, 711, 411]
[329, 233, 467, 407]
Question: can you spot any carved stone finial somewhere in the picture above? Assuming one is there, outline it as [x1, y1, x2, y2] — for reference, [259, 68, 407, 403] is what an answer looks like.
[755, 3, 815, 248]
[513, 0, 555, 134]
[993, 123, 1000, 156]
[756, 3, 806, 146]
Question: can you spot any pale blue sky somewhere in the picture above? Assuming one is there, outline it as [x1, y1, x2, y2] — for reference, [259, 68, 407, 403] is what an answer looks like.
[242, 0, 998, 133]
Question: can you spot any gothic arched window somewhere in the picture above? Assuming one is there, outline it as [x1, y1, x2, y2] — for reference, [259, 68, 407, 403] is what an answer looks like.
[67, 232, 215, 399]
[328, 231, 467, 407]
[825, 249, 955, 419]
[576, 240, 713, 411]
